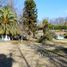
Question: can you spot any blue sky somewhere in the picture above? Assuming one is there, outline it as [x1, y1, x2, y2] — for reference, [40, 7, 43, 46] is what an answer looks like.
[14, 0, 67, 20]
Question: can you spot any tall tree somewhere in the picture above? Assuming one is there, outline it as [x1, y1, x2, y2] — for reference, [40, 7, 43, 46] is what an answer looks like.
[23, 0, 37, 37]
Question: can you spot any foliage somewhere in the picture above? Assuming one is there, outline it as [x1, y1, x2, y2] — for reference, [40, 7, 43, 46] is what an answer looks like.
[53, 25, 67, 30]
[0, 6, 20, 36]
[38, 31, 53, 43]
[64, 33, 67, 38]
[42, 19, 49, 34]
[48, 24, 67, 30]
[38, 19, 53, 43]
[23, 0, 37, 37]
[48, 23, 54, 29]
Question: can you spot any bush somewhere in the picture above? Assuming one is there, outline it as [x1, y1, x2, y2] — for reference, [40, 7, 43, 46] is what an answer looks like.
[38, 31, 53, 44]
[64, 33, 67, 38]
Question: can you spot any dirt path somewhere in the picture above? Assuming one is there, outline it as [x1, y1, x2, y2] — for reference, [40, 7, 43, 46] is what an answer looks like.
[0, 41, 67, 67]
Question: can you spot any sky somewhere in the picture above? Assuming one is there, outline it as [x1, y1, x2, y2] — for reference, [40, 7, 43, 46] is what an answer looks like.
[14, 0, 67, 21]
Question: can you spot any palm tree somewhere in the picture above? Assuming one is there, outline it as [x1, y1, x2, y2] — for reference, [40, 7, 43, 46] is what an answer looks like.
[42, 19, 52, 41]
[0, 6, 20, 40]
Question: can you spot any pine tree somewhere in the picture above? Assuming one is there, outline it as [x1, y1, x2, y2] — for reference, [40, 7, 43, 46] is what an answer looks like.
[23, 0, 37, 37]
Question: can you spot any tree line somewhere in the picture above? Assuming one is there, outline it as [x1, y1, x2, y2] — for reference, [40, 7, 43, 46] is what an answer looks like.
[0, 0, 37, 39]
[0, 0, 66, 40]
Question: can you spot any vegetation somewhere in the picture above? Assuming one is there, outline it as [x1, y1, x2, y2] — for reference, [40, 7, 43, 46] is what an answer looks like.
[23, 0, 37, 37]
[0, 6, 20, 36]
[48, 23, 67, 30]
[43, 19, 52, 40]
[0, 0, 66, 41]
[0, 1, 67, 67]
[38, 19, 53, 43]
[53, 25, 67, 30]
[64, 33, 67, 38]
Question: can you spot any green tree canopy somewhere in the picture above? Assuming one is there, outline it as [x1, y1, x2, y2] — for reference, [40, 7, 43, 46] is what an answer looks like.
[23, 0, 37, 37]
[0, 6, 20, 36]
[42, 19, 52, 41]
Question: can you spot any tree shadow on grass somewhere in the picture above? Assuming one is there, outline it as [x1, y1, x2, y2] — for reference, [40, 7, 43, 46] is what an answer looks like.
[34, 44, 67, 67]
[0, 54, 14, 67]
[55, 46, 67, 54]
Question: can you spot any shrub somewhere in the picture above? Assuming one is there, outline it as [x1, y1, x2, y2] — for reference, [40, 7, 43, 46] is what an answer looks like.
[38, 31, 53, 44]
[64, 33, 67, 38]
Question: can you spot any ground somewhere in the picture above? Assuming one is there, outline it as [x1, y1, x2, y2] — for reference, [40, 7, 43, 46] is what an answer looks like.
[0, 40, 67, 67]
